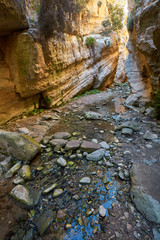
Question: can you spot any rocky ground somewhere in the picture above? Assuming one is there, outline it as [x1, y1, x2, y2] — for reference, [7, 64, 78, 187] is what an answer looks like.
[0, 83, 160, 240]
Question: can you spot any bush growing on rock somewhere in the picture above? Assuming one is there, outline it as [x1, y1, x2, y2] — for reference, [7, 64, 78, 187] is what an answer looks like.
[85, 37, 96, 48]
[127, 13, 134, 32]
[102, 4, 124, 35]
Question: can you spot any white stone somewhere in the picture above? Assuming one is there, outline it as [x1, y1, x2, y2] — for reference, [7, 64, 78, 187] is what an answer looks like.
[79, 177, 91, 184]
[99, 205, 106, 217]
[43, 183, 57, 194]
[146, 144, 152, 149]
[124, 150, 131, 155]
[18, 127, 29, 135]
[57, 157, 67, 167]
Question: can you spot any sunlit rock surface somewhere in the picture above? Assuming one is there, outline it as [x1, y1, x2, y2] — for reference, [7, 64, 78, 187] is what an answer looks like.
[0, 0, 119, 124]
[125, 0, 160, 107]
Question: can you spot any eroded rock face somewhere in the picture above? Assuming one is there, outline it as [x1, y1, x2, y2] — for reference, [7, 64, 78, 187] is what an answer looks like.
[127, 0, 160, 99]
[0, 0, 119, 124]
[0, 0, 28, 35]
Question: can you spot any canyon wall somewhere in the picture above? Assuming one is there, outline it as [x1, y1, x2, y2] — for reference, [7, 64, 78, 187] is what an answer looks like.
[125, 0, 160, 106]
[0, 0, 119, 124]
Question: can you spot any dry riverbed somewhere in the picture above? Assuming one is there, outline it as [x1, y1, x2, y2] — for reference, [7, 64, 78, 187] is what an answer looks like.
[0, 83, 160, 240]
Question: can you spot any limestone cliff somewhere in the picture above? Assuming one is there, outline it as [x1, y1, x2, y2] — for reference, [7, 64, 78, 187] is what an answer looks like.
[125, 0, 160, 106]
[0, 0, 119, 124]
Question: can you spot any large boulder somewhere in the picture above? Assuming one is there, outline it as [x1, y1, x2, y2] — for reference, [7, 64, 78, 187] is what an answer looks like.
[0, 130, 41, 162]
[130, 163, 160, 224]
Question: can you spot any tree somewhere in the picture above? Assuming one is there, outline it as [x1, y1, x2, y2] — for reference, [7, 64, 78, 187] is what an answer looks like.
[102, 4, 124, 35]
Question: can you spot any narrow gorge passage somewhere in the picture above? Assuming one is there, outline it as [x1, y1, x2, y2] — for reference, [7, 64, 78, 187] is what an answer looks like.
[0, 0, 160, 240]
[0, 82, 160, 240]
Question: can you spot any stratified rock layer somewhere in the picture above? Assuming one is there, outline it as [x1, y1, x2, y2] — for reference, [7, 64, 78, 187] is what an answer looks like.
[126, 0, 160, 107]
[0, 0, 119, 124]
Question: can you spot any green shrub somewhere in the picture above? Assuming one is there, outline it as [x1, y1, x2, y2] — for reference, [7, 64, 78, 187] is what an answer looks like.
[102, 4, 124, 35]
[28, 108, 43, 116]
[127, 14, 134, 32]
[72, 89, 100, 100]
[97, 1, 103, 7]
[85, 37, 96, 48]
[151, 90, 160, 119]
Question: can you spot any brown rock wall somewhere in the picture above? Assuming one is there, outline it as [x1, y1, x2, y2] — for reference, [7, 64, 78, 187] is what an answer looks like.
[0, 0, 119, 124]
[128, 0, 160, 93]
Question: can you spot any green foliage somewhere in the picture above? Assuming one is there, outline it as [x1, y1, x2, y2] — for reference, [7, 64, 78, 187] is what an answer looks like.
[85, 37, 96, 48]
[151, 90, 160, 119]
[127, 13, 134, 32]
[28, 108, 43, 116]
[45, 96, 52, 105]
[30, 0, 40, 13]
[97, 1, 103, 7]
[72, 89, 100, 100]
[76, 0, 89, 12]
[102, 4, 124, 35]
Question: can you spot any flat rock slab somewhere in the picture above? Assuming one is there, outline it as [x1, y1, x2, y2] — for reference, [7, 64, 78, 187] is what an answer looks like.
[53, 132, 71, 139]
[65, 140, 81, 151]
[34, 210, 56, 235]
[115, 121, 139, 132]
[80, 141, 101, 153]
[130, 163, 160, 224]
[0, 130, 41, 162]
[49, 139, 67, 147]
[5, 162, 22, 179]
[84, 111, 104, 120]
[86, 149, 105, 161]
